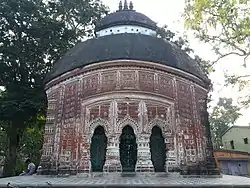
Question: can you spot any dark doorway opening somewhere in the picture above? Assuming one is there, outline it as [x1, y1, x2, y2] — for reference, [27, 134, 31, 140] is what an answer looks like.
[150, 126, 166, 172]
[119, 125, 137, 172]
[90, 126, 107, 172]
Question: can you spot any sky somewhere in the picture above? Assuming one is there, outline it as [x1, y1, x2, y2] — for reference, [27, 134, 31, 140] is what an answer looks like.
[102, 0, 250, 125]
[0, 0, 249, 125]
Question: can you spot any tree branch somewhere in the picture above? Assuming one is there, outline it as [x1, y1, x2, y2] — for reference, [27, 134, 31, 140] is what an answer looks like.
[234, 74, 250, 80]
[206, 34, 247, 55]
[243, 52, 250, 67]
[212, 51, 247, 65]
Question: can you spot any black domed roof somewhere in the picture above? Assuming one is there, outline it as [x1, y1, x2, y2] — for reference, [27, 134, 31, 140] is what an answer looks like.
[45, 33, 207, 83]
[95, 10, 157, 32]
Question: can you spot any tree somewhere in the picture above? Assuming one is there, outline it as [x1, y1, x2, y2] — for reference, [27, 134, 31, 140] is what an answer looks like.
[0, 91, 6, 166]
[183, 0, 250, 105]
[14, 117, 45, 175]
[157, 25, 214, 76]
[209, 97, 242, 148]
[184, 0, 250, 65]
[0, 124, 7, 158]
[0, 118, 45, 175]
[0, 0, 107, 177]
[48, 0, 108, 41]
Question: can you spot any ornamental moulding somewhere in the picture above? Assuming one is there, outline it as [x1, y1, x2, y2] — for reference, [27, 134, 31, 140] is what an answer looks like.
[117, 115, 139, 134]
[45, 60, 208, 90]
[88, 118, 110, 137]
[81, 94, 175, 107]
[147, 118, 168, 134]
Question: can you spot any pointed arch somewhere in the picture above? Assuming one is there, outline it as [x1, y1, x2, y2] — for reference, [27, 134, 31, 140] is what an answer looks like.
[90, 125, 107, 172]
[117, 117, 139, 134]
[150, 125, 166, 172]
[148, 118, 168, 136]
[88, 118, 109, 137]
[119, 125, 137, 172]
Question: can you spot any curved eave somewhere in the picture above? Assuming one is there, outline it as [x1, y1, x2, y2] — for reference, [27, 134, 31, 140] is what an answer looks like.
[44, 59, 210, 90]
[45, 57, 209, 84]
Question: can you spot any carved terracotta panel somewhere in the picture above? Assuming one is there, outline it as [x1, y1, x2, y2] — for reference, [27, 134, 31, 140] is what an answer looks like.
[120, 71, 137, 89]
[139, 71, 154, 92]
[158, 74, 174, 98]
[83, 74, 99, 96]
[117, 102, 129, 120]
[101, 71, 117, 92]
[177, 81, 193, 126]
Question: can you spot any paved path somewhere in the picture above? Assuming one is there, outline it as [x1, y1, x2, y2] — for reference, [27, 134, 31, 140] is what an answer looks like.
[0, 173, 250, 187]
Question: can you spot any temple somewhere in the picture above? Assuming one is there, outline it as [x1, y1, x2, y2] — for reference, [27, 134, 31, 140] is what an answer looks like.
[39, 0, 219, 175]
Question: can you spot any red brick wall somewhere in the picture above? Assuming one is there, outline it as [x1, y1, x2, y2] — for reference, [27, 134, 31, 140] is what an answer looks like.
[40, 63, 208, 174]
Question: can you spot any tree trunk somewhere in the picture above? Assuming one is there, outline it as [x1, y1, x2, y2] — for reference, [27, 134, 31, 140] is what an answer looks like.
[2, 127, 23, 177]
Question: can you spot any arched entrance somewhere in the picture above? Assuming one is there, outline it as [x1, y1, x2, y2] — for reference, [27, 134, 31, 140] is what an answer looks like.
[90, 126, 107, 172]
[150, 126, 166, 172]
[119, 125, 137, 172]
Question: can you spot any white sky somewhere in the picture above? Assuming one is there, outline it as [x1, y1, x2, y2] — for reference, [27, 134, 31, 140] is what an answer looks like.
[0, 0, 249, 125]
[103, 0, 250, 125]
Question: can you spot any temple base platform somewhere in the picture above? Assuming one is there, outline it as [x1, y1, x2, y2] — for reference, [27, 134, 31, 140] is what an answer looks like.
[1, 172, 250, 188]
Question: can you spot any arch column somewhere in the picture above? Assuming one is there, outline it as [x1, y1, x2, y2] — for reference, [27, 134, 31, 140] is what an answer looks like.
[78, 135, 91, 173]
[136, 134, 154, 172]
[103, 134, 122, 172]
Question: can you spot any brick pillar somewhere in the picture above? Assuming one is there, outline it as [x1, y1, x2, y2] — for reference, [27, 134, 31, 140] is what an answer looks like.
[78, 135, 91, 173]
[103, 134, 121, 172]
[201, 98, 220, 175]
[181, 97, 221, 176]
[39, 86, 65, 175]
[136, 134, 154, 172]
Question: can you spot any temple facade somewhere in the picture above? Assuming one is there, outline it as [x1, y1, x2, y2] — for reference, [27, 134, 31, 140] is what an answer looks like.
[40, 1, 219, 175]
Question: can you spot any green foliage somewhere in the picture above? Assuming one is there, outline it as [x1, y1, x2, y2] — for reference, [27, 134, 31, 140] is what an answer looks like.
[184, 0, 250, 64]
[48, 0, 109, 41]
[209, 98, 242, 148]
[157, 25, 193, 53]
[224, 73, 250, 107]
[0, 0, 107, 177]
[184, 0, 250, 105]
[157, 25, 214, 77]
[0, 125, 7, 157]
[14, 121, 45, 175]
[0, 119, 45, 175]
[21, 124, 45, 164]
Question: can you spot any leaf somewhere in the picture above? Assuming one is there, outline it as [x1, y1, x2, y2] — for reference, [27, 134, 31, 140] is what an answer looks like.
[0, 0, 108, 176]
[209, 97, 241, 148]
[183, 0, 250, 68]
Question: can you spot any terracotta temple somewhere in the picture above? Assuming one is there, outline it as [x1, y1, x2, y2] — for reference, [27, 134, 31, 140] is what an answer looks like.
[39, 0, 219, 176]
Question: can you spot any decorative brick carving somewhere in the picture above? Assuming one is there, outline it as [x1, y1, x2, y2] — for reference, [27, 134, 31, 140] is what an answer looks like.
[120, 71, 137, 89]
[117, 115, 139, 134]
[139, 71, 154, 92]
[101, 71, 117, 92]
[138, 101, 148, 133]
[40, 62, 214, 175]
[108, 100, 118, 133]
[83, 74, 99, 96]
[158, 74, 174, 98]
[89, 118, 110, 137]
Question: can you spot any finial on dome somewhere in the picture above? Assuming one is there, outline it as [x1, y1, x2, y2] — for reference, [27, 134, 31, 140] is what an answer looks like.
[129, 1, 133, 10]
[118, 0, 123, 11]
[123, 0, 128, 10]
